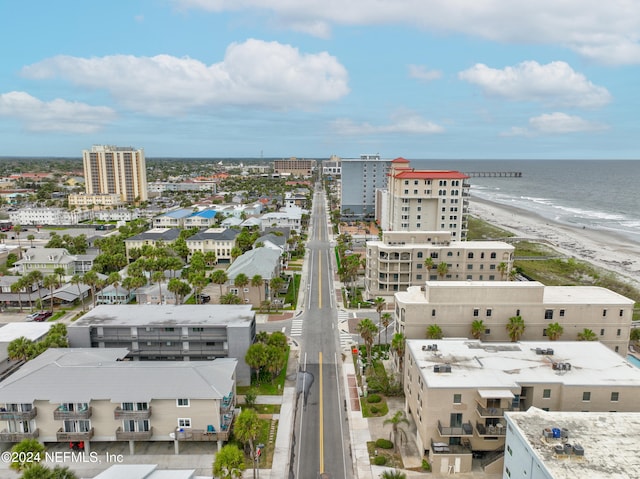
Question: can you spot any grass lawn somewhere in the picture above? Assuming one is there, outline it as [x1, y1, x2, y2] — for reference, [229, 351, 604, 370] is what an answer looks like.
[366, 441, 403, 469]
[237, 348, 289, 396]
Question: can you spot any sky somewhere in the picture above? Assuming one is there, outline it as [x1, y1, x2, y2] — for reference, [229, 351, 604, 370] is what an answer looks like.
[0, 1, 639, 159]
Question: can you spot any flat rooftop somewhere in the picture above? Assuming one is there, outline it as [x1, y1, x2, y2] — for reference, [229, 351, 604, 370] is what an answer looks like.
[407, 339, 640, 389]
[70, 305, 254, 328]
[0, 322, 52, 342]
[506, 407, 640, 478]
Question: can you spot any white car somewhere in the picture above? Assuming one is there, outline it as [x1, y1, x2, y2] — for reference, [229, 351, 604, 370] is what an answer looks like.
[25, 312, 40, 321]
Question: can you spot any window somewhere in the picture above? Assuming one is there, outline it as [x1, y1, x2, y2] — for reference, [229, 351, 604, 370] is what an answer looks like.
[453, 394, 462, 404]
[543, 389, 551, 399]
[506, 467, 511, 477]
[178, 418, 191, 428]
[600, 329, 605, 336]
[467, 252, 474, 259]
[486, 309, 492, 317]
[582, 392, 591, 401]
[484, 329, 491, 335]
[611, 392, 619, 402]
[620, 309, 624, 317]
[192, 327, 204, 332]
[544, 310, 553, 320]
[507, 445, 512, 456]
[431, 309, 436, 317]
[177, 398, 190, 407]
[516, 309, 520, 316]
[559, 309, 565, 317]
[163, 327, 175, 332]
[603, 309, 607, 317]
[473, 308, 479, 317]
[490, 252, 496, 259]
[617, 329, 621, 336]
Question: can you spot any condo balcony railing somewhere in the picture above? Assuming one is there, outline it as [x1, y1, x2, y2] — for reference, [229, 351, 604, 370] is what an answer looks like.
[173, 427, 230, 442]
[0, 407, 37, 421]
[115, 426, 153, 441]
[437, 420, 474, 437]
[54, 406, 92, 420]
[431, 439, 472, 455]
[476, 403, 513, 418]
[56, 427, 94, 442]
[0, 429, 39, 442]
[114, 407, 152, 420]
[475, 421, 507, 437]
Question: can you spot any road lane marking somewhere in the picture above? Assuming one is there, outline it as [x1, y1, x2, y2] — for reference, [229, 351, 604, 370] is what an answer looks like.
[319, 351, 324, 474]
[318, 251, 322, 309]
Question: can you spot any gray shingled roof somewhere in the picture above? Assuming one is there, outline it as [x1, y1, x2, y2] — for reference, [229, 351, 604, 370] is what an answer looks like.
[225, 247, 281, 280]
[0, 348, 237, 403]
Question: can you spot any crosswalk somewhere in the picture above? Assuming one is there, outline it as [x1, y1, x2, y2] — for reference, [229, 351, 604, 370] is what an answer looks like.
[290, 317, 304, 337]
[337, 310, 355, 349]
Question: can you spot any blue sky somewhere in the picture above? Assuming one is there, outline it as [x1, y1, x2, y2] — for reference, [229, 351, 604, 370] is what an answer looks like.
[0, 0, 638, 159]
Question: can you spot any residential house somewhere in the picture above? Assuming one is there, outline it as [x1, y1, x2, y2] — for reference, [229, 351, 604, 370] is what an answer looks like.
[0, 323, 52, 378]
[124, 229, 182, 259]
[184, 209, 218, 229]
[0, 276, 45, 309]
[14, 248, 77, 276]
[9, 208, 92, 226]
[260, 208, 302, 233]
[135, 283, 178, 305]
[153, 209, 194, 229]
[225, 248, 283, 307]
[96, 285, 136, 305]
[185, 228, 239, 264]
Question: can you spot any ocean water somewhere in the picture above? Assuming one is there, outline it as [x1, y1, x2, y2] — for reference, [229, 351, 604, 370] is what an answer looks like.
[410, 159, 640, 244]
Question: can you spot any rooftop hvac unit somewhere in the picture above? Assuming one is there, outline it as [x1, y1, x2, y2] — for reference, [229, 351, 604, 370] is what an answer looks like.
[554, 445, 565, 454]
[543, 428, 554, 439]
[422, 345, 428, 351]
[426, 344, 438, 351]
[536, 348, 543, 355]
[552, 362, 559, 370]
[561, 428, 570, 439]
[546, 348, 554, 355]
[563, 444, 573, 455]
[573, 444, 584, 456]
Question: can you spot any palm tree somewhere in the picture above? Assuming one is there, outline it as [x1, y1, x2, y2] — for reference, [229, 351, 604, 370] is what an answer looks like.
[151, 271, 166, 304]
[27, 234, 35, 248]
[269, 276, 285, 306]
[251, 274, 264, 304]
[204, 251, 217, 267]
[13, 224, 22, 248]
[7, 336, 33, 361]
[471, 319, 485, 339]
[424, 257, 434, 271]
[220, 292, 242, 304]
[211, 269, 228, 297]
[577, 328, 598, 341]
[383, 410, 410, 453]
[381, 312, 392, 345]
[546, 322, 564, 341]
[28, 270, 44, 309]
[82, 270, 100, 309]
[374, 297, 385, 345]
[498, 262, 508, 280]
[10, 280, 24, 312]
[234, 408, 261, 479]
[43, 274, 58, 312]
[506, 315, 526, 342]
[357, 318, 378, 368]
[189, 272, 208, 303]
[437, 262, 449, 279]
[426, 324, 443, 339]
[234, 273, 249, 303]
[54, 266, 66, 284]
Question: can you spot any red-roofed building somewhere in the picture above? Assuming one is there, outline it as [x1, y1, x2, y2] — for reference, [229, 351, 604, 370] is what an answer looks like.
[380, 158, 470, 238]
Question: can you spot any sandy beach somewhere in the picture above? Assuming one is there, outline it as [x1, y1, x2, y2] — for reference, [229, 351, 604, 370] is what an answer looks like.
[469, 197, 640, 288]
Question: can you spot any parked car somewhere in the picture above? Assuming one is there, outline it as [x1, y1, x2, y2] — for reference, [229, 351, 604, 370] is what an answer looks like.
[197, 294, 211, 303]
[25, 312, 40, 321]
[33, 311, 53, 322]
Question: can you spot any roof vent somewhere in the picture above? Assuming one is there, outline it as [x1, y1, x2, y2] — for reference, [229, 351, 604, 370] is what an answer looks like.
[433, 364, 451, 373]
[427, 344, 438, 351]
[573, 444, 584, 456]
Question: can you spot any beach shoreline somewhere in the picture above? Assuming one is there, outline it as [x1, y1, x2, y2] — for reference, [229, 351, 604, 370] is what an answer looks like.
[468, 196, 640, 288]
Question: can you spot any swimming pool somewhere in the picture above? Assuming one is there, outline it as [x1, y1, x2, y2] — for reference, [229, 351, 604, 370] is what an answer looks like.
[627, 355, 640, 368]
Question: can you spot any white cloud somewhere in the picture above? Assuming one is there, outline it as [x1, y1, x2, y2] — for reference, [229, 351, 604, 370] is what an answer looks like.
[459, 61, 611, 108]
[22, 39, 349, 116]
[174, 0, 640, 64]
[501, 112, 607, 136]
[0, 91, 116, 133]
[408, 64, 442, 82]
[331, 111, 444, 136]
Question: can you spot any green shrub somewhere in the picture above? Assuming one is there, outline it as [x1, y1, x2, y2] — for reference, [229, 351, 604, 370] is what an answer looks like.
[367, 394, 382, 403]
[422, 459, 431, 471]
[375, 438, 393, 449]
[373, 456, 387, 466]
[370, 406, 379, 414]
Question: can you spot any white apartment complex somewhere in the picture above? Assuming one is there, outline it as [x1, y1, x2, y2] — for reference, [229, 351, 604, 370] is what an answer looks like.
[382, 157, 470, 238]
[365, 231, 514, 297]
[403, 339, 640, 474]
[0, 349, 237, 453]
[9, 207, 92, 226]
[83, 145, 148, 203]
[395, 281, 634, 353]
[504, 408, 640, 478]
[68, 193, 124, 208]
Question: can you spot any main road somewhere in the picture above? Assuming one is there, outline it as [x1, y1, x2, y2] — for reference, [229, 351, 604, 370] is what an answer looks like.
[289, 184, 353, 479]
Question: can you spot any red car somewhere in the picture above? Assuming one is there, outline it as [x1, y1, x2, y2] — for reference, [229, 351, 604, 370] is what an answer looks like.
[33, 311, 53, 322]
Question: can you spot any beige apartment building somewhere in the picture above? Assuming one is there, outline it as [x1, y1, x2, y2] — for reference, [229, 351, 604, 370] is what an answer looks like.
[273, 157, 316, 177]
[395, 281, 634, 354]
[186, 227, 239, 263]
[403, 339, 640, 474]
[0, 349, 237, 454]
[365, 231, 514, 297]
[68, 193, 124, 208]
[381, 158, 470, 239]
[83, 145, 148, 203]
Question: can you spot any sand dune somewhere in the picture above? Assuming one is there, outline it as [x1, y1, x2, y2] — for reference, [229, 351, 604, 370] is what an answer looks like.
[469, 197, 640, 288]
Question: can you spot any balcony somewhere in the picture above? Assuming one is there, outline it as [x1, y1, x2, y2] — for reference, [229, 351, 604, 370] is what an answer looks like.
[116, 427, 153, 441]
[56, 427, 94, 442]
[0, 429, 39, 442]
[431, 439, 472, 455]
[0, 407, 37, 421]
[437, 420, 473, 437]
[475, 421, 507, 437]
[54, 406, 92, 420]
[476, 403, 512, 418]
[173, 427, 230, 442]
[114, 407, 152, 420]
